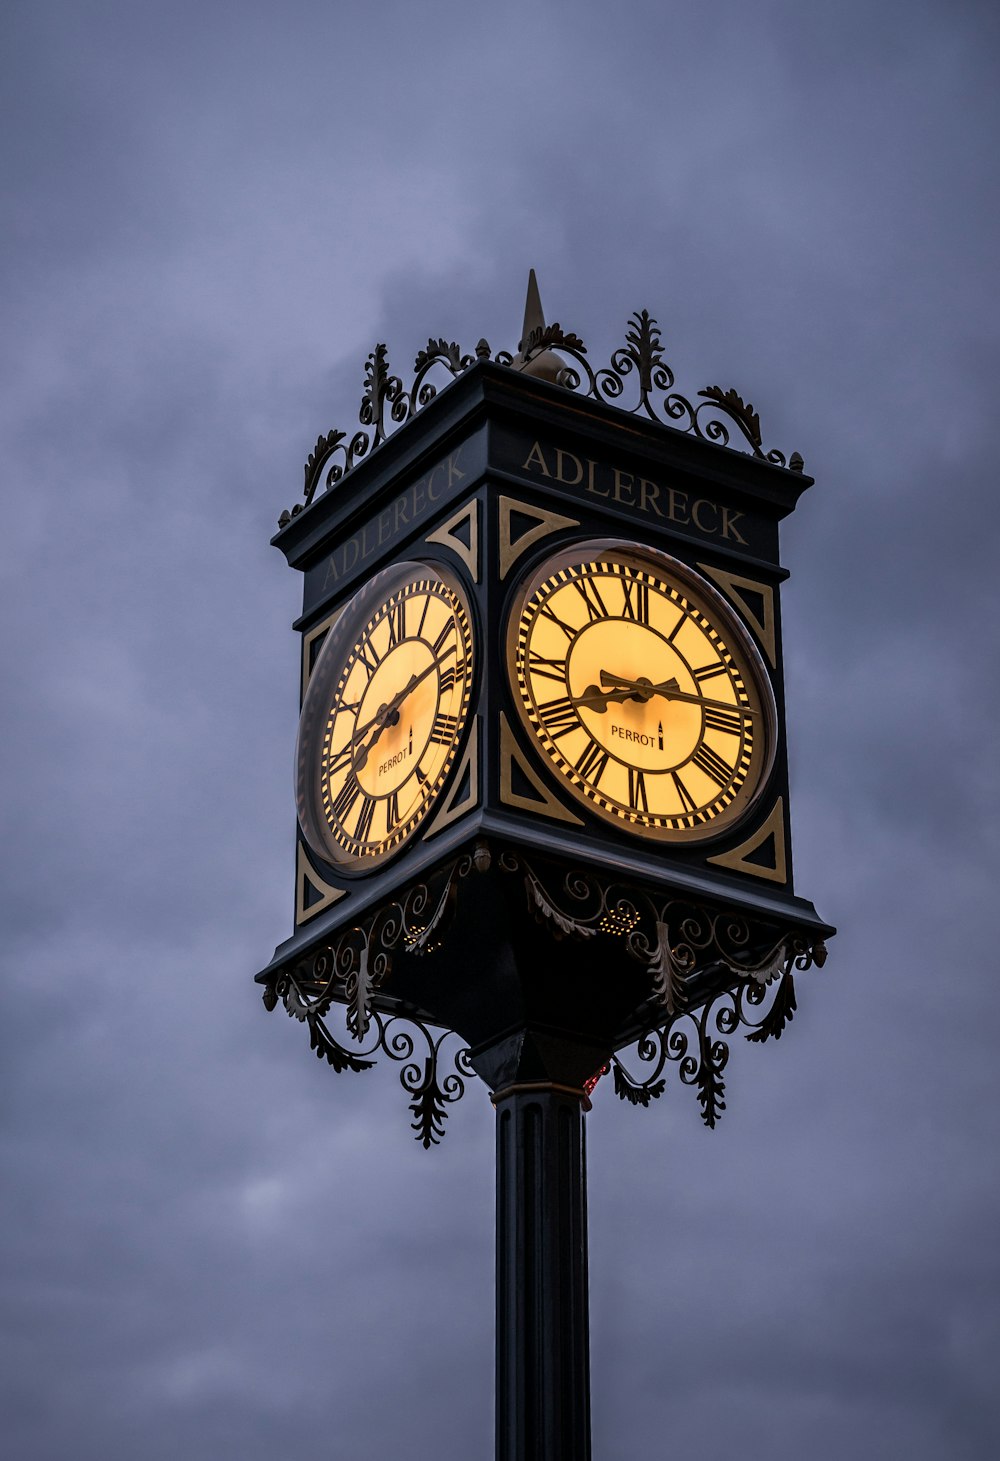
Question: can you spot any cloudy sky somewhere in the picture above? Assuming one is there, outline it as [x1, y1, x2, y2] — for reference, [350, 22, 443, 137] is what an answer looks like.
[3, 1, 999, 1456]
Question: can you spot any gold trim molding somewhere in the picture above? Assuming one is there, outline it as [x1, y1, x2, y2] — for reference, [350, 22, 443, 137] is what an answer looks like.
[295, 840, 348, 924]
[707, 797, 787, 883]
[301, 608, 342, 704]
[499, 713, 583, 825]
[425, 499, 480, 582]
[698, 563, 776, 669]
[499, 495, 579, 580]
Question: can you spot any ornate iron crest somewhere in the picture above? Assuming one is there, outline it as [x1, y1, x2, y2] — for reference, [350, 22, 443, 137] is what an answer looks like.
[279, 310, 804, 526]
[261, 842, 826, 1144]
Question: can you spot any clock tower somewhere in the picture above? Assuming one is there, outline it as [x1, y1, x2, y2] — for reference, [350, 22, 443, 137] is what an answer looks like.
[256, 274, 833, 1459]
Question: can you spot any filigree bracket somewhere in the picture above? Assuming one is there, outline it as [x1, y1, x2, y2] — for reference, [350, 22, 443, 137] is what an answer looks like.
[261, 842, 827, 1143]
[498, 852, 827, 1130]
[279, 304, 803, 525]
[261, 848, 482, 1146]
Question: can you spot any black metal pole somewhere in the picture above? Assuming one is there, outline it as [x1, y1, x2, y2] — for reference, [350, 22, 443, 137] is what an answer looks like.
[493, 1082, 591, 1461]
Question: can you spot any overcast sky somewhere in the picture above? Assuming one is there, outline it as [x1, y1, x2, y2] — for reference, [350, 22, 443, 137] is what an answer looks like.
[2, 2, 999, 1457]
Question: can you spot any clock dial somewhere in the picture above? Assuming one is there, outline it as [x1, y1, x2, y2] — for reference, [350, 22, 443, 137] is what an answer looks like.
[297, 562, 475, 872]
[507, 541, 775, 841]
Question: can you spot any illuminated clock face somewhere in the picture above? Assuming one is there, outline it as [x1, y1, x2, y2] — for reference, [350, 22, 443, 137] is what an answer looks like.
[297, 561, 475, 872]
[507, 541, 776, 841]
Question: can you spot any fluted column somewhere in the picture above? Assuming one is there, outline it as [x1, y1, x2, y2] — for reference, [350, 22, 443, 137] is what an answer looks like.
[494, 1082, 591, 1461]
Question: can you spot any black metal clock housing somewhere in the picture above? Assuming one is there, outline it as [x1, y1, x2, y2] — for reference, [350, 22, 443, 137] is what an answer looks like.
[257, 304, 833, 1093]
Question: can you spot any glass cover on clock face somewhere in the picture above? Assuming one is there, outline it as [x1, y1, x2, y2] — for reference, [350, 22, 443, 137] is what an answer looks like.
[297, 560, 475, 873]
[507, 540, 776, 841]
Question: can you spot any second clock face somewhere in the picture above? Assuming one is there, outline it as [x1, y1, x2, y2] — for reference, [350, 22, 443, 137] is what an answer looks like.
[507, 541, 776, 841]
[297, 562, 475, 873]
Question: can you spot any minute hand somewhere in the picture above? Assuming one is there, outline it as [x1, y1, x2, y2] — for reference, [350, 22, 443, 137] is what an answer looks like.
[599, 671, 758, 717]
[350, 658, 440, 744]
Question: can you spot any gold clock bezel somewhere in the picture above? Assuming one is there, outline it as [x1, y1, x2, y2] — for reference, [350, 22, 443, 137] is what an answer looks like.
[296, 560, 476, 875]
[505, 538, 777, 843]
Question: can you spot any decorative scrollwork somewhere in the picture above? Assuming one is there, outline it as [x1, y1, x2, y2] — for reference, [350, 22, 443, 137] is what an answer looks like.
[268, 970, 473, 1148]
[261, 843, 827, 1140]
[260, 849, 484, 1144]
[277, 305, 804, 524]
[609, 967, 811, 1129]
[499, 853, 828, 1129]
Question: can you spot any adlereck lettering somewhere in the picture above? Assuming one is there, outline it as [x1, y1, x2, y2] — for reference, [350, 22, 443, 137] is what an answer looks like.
[322, 448, 466, 592]
[520, 440, 747, 546]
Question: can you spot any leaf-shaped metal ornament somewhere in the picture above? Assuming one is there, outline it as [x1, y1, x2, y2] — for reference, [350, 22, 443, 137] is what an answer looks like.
[698, 385, 762, 448]
[524, 867, 598, 940]
[648, 920, 686, 1012]
[408, 1058, 448, 1148]
[345, 955, 374, 1042]
[696, 1038, 727, 1129]
[414, 338, 466, 374]
[523, 322, 587, 356]
[612, 1059, 666, 1108]
[745, 973, 798, 1043]
[308, 1018, 377, 1073]
[303, 428, 347, 504]
[722, 938, 789, 987]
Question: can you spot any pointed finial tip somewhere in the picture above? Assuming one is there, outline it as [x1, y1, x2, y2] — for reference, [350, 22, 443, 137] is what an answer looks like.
[520, 269, 545, 352]
[512, 269, 566, 384]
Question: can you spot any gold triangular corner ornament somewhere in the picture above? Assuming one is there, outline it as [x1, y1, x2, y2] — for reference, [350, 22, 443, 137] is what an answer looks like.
[697, 563, 777, 669]
[301, 607, 342, 704]
[295, 840, 348, 925]
[707, 798, 787, 883]
[499, 713, 583, 825]
[425, 499, 480, 582]
[499, 495, 579, 580]
[425, 718, 481, 840]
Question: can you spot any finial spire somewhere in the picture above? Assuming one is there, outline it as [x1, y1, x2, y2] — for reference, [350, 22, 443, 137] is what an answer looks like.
[519, 268, 545, 352]
[512, 269, 564, 384]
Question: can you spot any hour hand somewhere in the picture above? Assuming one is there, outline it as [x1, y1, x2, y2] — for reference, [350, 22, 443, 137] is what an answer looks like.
[599, 671, 680, 703]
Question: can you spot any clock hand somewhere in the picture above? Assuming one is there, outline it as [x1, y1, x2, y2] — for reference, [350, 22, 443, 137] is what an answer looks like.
[349, 658, 440, 745]
[599, 670, 759, 717]
[573, 678, 679, 713]
[351, 657, 446, 769]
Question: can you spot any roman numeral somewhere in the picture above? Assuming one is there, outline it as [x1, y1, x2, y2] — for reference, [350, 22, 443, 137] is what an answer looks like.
[431, 621, 455, 658]
[429, 712, 459, 746]
[621, 575, 649, 623]
[539, 695, 579, 739]
[573, 575, 610, 623]
[693, 661, 728, 683]
[356, 639, 379, 675]
[575, 741, 609, 785]
[671, 771, 698, 813]
[539, 605, 576, 639]
[325, 743, 356, 780]
[702, 705, 744, 736]
[385, 600, 406, 648]
[528, 651, 568, 684]
[331, 772, 361, 823]
[354, 795, 376, 842]
[439, 659, 466, 694]
[628, 767, 649, 813]
[385, 791, 399, 830]
[415, 594, 431, 641]
[692, 743, 734, 786]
